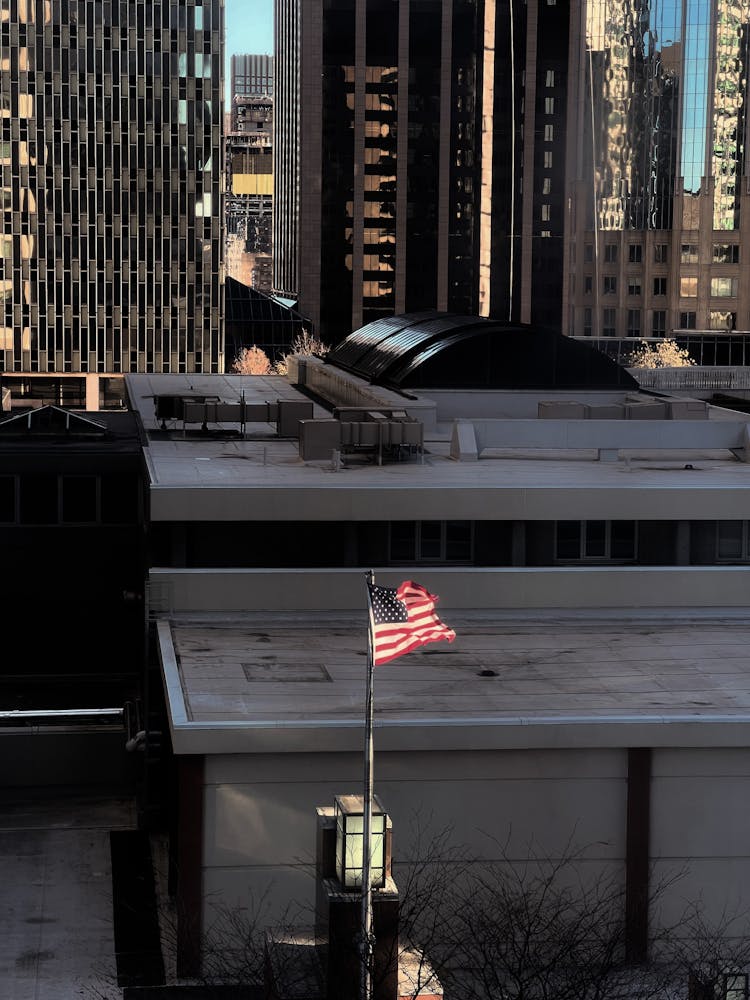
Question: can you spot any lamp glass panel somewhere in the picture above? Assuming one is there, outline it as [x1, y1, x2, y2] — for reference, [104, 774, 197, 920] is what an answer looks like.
[335, 806, 386, 887]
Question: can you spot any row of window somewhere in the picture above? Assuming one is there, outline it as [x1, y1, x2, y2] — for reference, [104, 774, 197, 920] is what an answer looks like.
[586, 244, 668, 264]
[0, 474, 138, 525]
[585, 276, 738, 298]
[582, 308, 737, 337]
[388, 520, 750, 564]
[585, 243, 739, 265]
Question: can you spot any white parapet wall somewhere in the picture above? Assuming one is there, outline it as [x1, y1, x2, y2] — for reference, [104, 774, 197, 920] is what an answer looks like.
[149, 565, 750, 613]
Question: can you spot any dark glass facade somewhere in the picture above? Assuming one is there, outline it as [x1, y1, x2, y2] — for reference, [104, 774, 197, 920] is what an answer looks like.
[0, 1, 224, 374]
[275, 0, 572, 343]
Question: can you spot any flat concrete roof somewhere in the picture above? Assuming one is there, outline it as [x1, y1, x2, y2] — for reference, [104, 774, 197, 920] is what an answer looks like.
[0, 793, 134, 999]
[158, 611, 750, 755]
[127, 374, 750, 522]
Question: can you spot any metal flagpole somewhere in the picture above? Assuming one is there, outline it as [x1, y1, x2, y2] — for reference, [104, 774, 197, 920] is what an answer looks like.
[360, 570, 376, 1000]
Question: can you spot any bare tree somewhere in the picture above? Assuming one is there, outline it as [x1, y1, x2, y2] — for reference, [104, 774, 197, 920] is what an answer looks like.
[393, 831, 684, 1000]
[667, 900, 750, 1000]
[626, 340, 695, 368]
[273, 331, 330, 376]
[91, 825, 750, 1000]
[231, 345, 272, 375]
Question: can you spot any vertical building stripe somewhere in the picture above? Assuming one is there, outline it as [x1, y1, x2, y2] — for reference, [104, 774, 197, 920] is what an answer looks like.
[478, 0, 496, 317]
[625, 747, 651, 963]
[436, 0, 453, 312]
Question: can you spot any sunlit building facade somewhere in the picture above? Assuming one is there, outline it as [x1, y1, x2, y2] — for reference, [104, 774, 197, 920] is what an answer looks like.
[225, 96, 273, 292]
[566, 0, 750, 339]
[0, 0, 224, 377]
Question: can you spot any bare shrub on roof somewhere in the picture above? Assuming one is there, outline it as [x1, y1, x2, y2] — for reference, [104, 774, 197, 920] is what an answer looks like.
[231, 345, 272, 375]
[626, 340, 696, 368]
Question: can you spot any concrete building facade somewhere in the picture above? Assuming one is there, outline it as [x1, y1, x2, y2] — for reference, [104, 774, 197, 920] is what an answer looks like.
[124, 346, 750, 975]
[0, 1, 224, 380]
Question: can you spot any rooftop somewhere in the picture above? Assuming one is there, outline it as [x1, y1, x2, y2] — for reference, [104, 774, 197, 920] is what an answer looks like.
[127, 373, 750, 522]
[158, 610, 750, 755]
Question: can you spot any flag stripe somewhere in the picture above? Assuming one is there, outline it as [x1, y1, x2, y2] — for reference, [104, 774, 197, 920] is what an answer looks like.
[368, 580, 455, 665]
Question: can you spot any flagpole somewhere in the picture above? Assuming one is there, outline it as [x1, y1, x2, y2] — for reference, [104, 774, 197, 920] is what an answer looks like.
[361, 569, 376, 1000]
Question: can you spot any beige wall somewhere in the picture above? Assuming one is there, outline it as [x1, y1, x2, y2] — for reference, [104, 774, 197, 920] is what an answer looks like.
[198, 745, 750, 938]
[200, 747, 627, 925]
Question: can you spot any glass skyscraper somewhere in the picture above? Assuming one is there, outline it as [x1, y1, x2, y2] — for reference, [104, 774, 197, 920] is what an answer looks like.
[566, 0, 750, 339]
[0, 0, 224, 377]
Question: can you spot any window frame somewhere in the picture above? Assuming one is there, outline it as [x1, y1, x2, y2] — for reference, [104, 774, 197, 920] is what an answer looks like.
[555, 521, 637, 563]
[389, 520, 474, 564]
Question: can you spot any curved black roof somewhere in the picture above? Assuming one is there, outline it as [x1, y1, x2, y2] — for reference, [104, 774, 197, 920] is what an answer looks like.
[326, 312, 638, 390]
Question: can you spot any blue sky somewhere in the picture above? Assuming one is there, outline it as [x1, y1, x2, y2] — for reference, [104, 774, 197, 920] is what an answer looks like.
[225, 0, 274, 96]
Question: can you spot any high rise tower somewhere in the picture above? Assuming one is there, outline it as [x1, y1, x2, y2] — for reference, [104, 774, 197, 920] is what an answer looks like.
[272, 0, 570, 343]
[0, 1, 224, 382]
[565, 0, 750, 340]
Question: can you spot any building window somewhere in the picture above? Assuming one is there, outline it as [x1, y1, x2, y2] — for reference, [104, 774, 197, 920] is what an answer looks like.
[544, 151, 553, 168]
[556, 521, 636, 561]
[679, 276, 697, 297]
[544, 97, 555, 114]
[711, 276, 738, 297]
[0, 475, 16, 523]
[680, 244, 699, 263]
[627, 309, 641, 337]
[716, 522, 750, 561]
[713, 243, 740, 264]
[604, 244, 618, 263]
[628, 279, 642, 296]
[710, 310, 736, 331]
[652, 311, 667, 335]
[584, 275, 593, 294]
[544, 124, 554, 141]
[603, 276, 617, 295]
[389, 521, 473, 563]
[602, 308, 616, 337]
[654, 243, 668, 263]
[583, 307, 592, 337]
[679, 311, 697, 329]
[545, 70, 555, 87]
[654, 277, 668, 296]
[541, 204, 551, 222]
[542, 177, 551, 195]
[584, 243, 593, 263]
[628, 244, 642, 263]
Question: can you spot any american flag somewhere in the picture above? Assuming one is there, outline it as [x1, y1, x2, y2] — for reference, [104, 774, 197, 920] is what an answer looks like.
[367, 580, 456, 666]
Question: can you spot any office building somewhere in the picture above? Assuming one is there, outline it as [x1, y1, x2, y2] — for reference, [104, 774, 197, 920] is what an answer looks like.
[565, 0, 750, 340]
[0, 1, 224, 384]
[121, 325, 750, 973]
[275, 0, 750, 348]
[225, 96, 273, 290]
[230, 53, 274, 97]
[272, 0, 570, 342]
